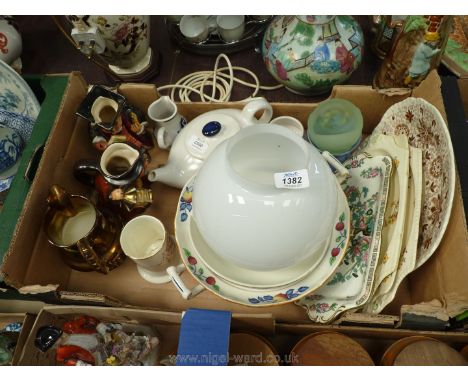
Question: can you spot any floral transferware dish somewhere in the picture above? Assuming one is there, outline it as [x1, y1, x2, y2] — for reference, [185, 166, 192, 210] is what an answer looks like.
[358, 134, 409, 298]
[365, 146, 423, 313]
[372, 97, 456, 269]
[174, 175, 350, 306]
[296, 153, 392, 322]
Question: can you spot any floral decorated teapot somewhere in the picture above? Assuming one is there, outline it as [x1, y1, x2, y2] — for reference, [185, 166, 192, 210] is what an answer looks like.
[147, 98, 273, 189]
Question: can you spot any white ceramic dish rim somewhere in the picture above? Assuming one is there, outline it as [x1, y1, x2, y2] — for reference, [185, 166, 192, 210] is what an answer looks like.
[366, 147, 423, 313]
[174, 175, 351, 307]
[295, 153, 393, 322]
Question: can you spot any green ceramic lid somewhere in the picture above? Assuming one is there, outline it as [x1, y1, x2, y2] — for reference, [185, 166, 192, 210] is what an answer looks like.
[307, 98, 363, 154]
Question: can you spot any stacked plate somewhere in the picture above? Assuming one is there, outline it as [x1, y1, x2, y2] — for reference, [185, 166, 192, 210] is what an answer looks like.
[297, 97, 456, 322]
[174, 175, 351, 307]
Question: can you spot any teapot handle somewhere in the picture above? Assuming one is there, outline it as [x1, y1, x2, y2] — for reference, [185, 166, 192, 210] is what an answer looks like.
[166, 264, 205, 299]
[322, 151, 350, 183]
[241, 97, 273, 125]
[76, 238, 109, 274]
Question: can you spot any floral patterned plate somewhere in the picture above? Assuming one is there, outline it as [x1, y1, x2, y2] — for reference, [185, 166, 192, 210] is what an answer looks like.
[296, 153, 392, 323]
[359, 134, 410, 298]
[365, 147, 423, 313]
[174, 176, 351, 307]
[372, 97, 456, 269]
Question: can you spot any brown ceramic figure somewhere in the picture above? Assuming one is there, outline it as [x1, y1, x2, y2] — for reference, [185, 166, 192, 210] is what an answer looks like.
[374, 16, 453, 89]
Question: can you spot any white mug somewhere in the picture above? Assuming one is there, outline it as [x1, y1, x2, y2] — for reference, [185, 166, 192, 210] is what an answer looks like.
[270, 116, 305, 137]
[216, 16, 245, 43]
[120, 215, 177, 284]
[148, 96, 187, 149]
[179, 16, 210, 43]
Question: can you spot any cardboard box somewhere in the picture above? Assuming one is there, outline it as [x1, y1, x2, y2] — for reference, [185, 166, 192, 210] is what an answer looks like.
[17, 305, 275, 366]
[0, 313, 36, 365]
[16, 305, 468, 365]
[0, 75, 69, 275]
[1, 71, 467, 328]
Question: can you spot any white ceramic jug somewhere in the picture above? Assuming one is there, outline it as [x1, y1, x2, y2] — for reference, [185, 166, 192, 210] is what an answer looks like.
[147, 96, 187, 149]
[147, 97, 273, 188]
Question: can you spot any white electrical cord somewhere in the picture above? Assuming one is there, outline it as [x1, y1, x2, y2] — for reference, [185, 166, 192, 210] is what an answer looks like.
[156, 53, 283, 102]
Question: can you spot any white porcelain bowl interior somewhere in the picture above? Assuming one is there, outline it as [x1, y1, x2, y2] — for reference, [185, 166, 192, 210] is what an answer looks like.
[190, 190, 343, 289]
[192, 124, 339, 271]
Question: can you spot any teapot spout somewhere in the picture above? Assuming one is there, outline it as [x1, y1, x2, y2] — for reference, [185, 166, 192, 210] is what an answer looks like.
[147, 164, 182, 188]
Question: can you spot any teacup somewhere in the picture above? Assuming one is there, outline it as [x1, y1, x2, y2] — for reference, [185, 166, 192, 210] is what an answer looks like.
[179, 16, 210, 43]
[120, 215, 177, 284]
[148, 96, 187, 149]
[216, 16, 245, 43]
[270, 116, 305, 137]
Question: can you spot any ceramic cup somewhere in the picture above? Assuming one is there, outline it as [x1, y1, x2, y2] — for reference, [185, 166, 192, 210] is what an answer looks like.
[120, 215, 177, 284]
[179, 16, 210, 43]
[148, 96, 187, 149]
[216, 16, 245, 43]
[270, 116, 305, 137]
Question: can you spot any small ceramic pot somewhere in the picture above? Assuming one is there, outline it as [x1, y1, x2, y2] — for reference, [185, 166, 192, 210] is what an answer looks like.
[216, 16, 245, 43]
[262, 16, 364, 95]
[0, 125, 23, 174]
[0, 16, 22, 64]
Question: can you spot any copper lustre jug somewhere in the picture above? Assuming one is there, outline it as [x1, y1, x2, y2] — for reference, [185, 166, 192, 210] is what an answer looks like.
[43, 185, 125, 274]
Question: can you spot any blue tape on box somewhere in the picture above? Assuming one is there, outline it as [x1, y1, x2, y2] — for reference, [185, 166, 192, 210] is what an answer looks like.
[176, 308, 231, 366]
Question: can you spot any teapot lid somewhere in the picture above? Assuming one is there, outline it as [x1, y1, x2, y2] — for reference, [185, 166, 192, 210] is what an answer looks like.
[184, 110, 244, 160]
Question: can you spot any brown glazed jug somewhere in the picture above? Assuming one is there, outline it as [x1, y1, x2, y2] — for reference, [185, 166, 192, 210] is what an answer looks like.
[43, 185, 125, 274]
[374, 16, 453, 89]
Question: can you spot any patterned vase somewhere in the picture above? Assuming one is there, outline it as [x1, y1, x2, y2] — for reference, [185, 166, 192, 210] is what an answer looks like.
[261, 16, 364, 95]
[68, 15, 151, 71]
[374, 16, 453, 89]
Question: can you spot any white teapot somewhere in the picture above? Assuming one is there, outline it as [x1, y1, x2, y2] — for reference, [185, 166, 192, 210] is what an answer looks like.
[147, 98, 273, 188]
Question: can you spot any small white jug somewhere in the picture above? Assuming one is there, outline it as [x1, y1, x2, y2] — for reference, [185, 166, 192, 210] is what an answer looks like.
[147, 96, 187, 150]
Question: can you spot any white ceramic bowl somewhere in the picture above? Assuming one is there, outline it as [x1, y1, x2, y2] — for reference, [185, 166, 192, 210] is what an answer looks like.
[192, 124, 339, 271]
